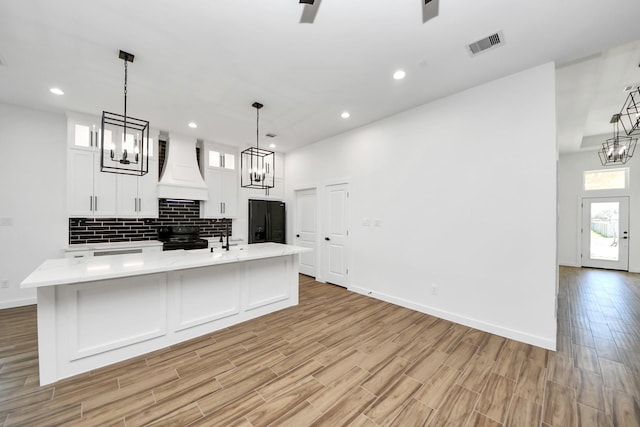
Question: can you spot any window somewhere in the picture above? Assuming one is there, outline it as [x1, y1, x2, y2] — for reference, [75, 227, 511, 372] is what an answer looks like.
[584, 168, 628, 191]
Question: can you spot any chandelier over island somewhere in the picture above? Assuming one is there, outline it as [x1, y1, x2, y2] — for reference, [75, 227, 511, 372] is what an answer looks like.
[241, 102, 275, 190]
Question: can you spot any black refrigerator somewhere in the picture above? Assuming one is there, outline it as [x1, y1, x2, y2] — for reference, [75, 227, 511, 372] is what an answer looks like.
[248, 200, 286, 244]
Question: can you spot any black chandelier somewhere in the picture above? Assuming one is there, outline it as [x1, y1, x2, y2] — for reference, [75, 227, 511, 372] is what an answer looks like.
[100, 50, 150, 176]
[598, 113, 637, 166]
[619, 87, 640, 136]
[241, 102, 275, 190]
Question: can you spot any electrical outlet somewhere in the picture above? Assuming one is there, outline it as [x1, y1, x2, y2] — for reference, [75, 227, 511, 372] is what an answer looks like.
[0, 279, 9, 289]
[431, 285, 438, 295]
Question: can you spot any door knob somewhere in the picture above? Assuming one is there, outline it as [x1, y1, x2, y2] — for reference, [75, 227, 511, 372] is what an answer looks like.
[296, 234, 300, 238]
[325, 237, 330, 241]
[623, 236, 628, 239]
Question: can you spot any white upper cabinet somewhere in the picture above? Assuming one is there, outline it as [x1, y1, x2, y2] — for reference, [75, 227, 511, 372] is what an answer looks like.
[201, 142, 238, 219]
[116, 160, 158, 218]
[67, 113, 158, 218]
[67, 146, 117, 217]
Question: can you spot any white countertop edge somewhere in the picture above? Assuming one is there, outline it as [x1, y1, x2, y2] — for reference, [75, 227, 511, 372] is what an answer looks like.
[22, 243, 311, 289]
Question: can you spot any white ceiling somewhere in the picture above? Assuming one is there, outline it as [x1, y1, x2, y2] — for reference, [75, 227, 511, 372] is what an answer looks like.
[1, 0, 640, 153]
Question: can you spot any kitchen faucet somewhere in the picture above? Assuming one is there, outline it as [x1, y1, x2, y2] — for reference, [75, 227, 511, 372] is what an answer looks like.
[219, 219, 230, 251]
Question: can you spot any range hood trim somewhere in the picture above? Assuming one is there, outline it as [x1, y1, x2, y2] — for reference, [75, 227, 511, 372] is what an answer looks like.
[157, 136, 209, 201]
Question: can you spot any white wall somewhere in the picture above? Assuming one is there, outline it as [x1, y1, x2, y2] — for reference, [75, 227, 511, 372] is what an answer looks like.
[558, 150, 640, 271]
[0, 104, 67, 308]
[285, 63, 558, 350]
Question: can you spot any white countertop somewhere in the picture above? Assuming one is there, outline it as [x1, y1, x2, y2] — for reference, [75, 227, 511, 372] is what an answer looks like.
[22, 243, 311, 289]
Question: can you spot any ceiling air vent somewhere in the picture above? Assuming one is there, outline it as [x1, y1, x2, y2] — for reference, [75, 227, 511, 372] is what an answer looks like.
[467, 31, 504, 56]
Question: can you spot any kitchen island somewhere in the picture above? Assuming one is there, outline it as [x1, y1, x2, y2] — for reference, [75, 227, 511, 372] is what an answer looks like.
[21, 243, 310, 385]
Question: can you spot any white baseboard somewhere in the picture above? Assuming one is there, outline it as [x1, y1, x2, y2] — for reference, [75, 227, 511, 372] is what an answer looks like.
[558, 261, 580, 267]
[348, 285, 555, 351]
[0, 297, 37, 310]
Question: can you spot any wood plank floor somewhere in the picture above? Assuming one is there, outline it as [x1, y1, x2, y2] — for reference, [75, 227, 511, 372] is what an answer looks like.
[1, 268, 639, 426]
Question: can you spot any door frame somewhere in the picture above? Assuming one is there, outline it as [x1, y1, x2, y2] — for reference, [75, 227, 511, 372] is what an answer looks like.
[294, 187, 318, 278]
[581, 196, 629, 271]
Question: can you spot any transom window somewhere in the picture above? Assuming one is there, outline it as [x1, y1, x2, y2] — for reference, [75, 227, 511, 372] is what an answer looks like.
[584, 168, 628, 191]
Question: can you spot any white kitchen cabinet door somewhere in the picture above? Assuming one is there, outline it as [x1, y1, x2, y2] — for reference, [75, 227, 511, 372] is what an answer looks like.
[92, 156, 118, 217]
[221, 170, 238, 218]
[202, 168, 237, 219]
[137, 160, 158, 218]
[116, 174, 139, 217]
[202, 169, 224, 218]
[115, 160, 158, 218]
[68, 149, 96, 217]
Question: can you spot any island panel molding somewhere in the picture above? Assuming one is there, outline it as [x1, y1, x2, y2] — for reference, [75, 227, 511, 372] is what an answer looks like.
[171, 263, 240, 332]
[63, 274, 168, 361]
[22, 243, 309, 385]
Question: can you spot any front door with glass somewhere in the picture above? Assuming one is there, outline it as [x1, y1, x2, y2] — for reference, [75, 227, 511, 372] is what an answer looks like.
[581, 197, 629, 271]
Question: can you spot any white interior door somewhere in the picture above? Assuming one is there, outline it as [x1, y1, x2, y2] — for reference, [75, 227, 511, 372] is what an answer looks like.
[581, 197, 629, 271]
[323, 183, 349, 287]
[294, 188, 317, 277]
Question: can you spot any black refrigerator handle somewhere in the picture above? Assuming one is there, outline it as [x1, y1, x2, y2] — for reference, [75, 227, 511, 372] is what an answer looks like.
[266, 211, 271, 241]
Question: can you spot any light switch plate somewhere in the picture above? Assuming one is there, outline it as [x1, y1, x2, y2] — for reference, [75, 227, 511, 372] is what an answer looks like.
[0, 217, 12, 226]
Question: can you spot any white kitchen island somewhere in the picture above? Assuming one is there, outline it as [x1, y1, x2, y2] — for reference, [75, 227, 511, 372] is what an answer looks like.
[21, 243, 310, 386]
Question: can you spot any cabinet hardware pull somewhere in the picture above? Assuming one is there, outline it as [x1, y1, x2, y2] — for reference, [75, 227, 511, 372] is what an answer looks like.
[94, 196, 97, 211]
[138, 198, 141, 212]
[90, 196, 93, 211]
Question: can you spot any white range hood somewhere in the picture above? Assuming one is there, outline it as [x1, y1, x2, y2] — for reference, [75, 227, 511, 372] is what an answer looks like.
[157, 136, 208, 200]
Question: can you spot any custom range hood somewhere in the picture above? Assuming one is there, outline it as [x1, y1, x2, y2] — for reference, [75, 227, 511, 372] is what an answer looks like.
[157, 136, 208, 200]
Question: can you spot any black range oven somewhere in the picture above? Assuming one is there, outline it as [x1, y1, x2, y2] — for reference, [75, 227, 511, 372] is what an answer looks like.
[158, 226, 208, 251]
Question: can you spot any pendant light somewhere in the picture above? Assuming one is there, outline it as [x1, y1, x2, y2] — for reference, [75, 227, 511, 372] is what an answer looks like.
[100, 50, 150, 176]
[619, 87, 640, 136]
[241, 102, 275, 190]
[598, 113, 637, 166]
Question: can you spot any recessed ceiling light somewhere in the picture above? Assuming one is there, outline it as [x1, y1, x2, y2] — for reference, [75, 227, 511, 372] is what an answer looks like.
[49, 87, 64, 95]
[393, 70, 406, 80]
[269, 143, 276, 148]
[341, 112, 350, 119]
[188, 122, 198, 128]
